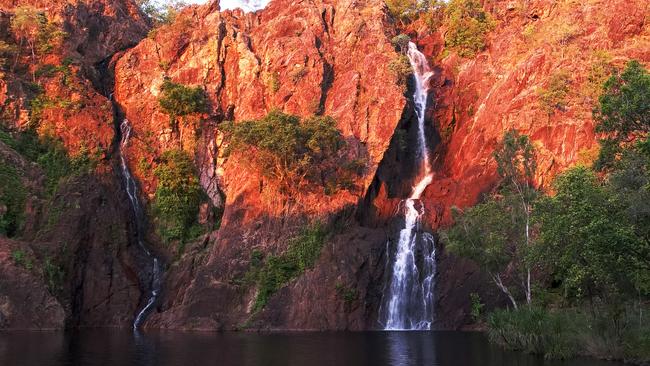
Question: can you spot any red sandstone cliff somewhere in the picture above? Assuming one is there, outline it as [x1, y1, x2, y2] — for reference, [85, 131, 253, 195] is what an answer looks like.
[0, 0, 648, 330]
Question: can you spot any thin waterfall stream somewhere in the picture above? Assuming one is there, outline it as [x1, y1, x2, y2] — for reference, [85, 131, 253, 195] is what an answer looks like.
[380, 42, 436, 331]
[118, 119, 162, 330]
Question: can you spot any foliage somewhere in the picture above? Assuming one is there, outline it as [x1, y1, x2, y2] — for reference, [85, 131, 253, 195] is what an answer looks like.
[444, 0, 495, 58]
[470, 292, 484, 322]
[388, 55, 412, 89]
[583, 51, 614, 102]
[152, 149, 204, 244]
[246, 222, 327, 312]
[335, 282, 359, 309]
[10, 6, 65, 76]
[0, 162, 27, 237]
[0, 128, 94, 196]
[43, 257, 65, 295]
[442, 130, 538, 308]
[10, 249, 32, 270]
[137, 0, 187, 26]
[488, 307, 581, 359]
[538, 70, 571, 114]
[391, 34, 411, 54]
[158, 77, 208, 126]
[535, 166, 648, 303]
[223, 111, 360, 195]
[385, 0, 427, 23]
[594, 60, 650, 170]
[0, 41, 17, 71]
[488, 306, 650, 361]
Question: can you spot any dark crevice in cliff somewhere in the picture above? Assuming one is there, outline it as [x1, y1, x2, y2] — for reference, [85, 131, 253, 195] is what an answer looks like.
[357, 72, 440, 228]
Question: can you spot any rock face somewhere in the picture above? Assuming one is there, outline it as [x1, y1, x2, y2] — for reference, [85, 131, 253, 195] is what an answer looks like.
[0, 0, 148, 328]
[0, 0, 648, 330]
[113, 0, 407, 330]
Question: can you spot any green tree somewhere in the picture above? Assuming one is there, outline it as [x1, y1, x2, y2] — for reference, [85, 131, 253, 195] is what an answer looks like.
[158, 77, 208, 126]
[535, 167, 648, 305]
[153, 149, 204, 244]
[594, 60, 650, 170]
[0, 162, 27, 237]
[11, 6, 42, 68]
[444, 0, 495, 58]
[137, 0, 187, 26]
[223, 111, 354, 194]
[538, 70, 571, 115]
[443, 130, 538, 308]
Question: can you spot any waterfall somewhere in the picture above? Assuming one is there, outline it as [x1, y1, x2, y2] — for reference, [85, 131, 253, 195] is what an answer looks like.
[380, 42, 436, 331]
[118, 119, 162, 330]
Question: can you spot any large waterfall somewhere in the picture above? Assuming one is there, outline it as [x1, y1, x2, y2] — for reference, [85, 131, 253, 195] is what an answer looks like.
[380, 42, 436, 331]
[119, 119, 162, 330]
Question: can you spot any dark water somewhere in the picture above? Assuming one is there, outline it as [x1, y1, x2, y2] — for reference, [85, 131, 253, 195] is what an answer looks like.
[0, 330, 624, 366]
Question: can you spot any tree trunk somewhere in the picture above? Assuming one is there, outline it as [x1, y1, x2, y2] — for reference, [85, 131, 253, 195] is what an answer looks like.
[492, 273, 518, 310]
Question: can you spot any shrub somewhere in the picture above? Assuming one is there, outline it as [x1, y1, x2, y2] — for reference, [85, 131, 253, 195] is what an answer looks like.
[0, 162, 27, 237]
[470, 292, 484, 322]
[391, 34, 411, 54]
[444, 0, 495, 58]
[223, 111, 360, 195]
[0, 40, 17, 70]
[335, 282, 359, 309]
[247, 222, 327, 312]
[594, 60, 650, 170]
[152, 149, 204, 244]
[158, 77, 207, 126]
[388, 55, 412, 90]
[43, 256, 65, 295]
[488, 307, 581, 359]
[10, 249, 33, 269]
[538, 70, 571, 114]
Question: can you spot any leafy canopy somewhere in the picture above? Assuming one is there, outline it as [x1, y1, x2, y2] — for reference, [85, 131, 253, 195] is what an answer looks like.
[153, 149, 204, 244]
[443, 130, 538, 308]
[595, 60, 650, 170]
[535, 167, 648, 301]
[158, 77, 208, 125]
[444, 0, 495, 58]
[223, 111, 359, 194]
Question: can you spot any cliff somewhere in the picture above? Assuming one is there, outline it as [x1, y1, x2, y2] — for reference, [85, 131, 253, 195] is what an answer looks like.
[0, 0, 648, 330]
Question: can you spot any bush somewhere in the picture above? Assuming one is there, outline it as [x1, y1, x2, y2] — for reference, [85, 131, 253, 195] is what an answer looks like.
[1, 128, 96, 196]
[388, 55, 412, 89]
[246, 222, 327, 312]
[158, 77, 207, 126]
[391, 34, 411, 54]
[223, 111, 361, 195]
[488, 307, 581, 359]
[0, 40, 17, 70]
[152, 149, 204, 244]
[0, 162, 27, 237]
[538, 70, 571, 114]
[43, 256, 65, 295]
[10, 249, 33, 269]
[488, 306, 650, 362]
[444, 0, 495, 58]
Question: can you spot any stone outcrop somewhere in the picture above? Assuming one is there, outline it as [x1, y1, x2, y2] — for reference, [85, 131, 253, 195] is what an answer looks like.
[0, 0, 648, 330]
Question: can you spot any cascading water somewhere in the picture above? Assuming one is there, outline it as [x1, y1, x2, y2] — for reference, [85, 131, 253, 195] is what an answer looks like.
[380, 42, 436, 331]
[118, 119, 162, 330]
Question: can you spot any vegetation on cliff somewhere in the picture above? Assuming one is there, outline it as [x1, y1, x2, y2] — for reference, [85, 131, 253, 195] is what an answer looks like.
[152, 149, 206, 246]
[386, 0, 494, 58]
[241, 222, 328, 313]
[443, 61, 650, 362]
[223, 111, 364, 196]
[158, 77, 208, 127]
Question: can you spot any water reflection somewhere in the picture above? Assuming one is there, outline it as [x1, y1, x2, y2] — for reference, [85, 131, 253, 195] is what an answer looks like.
[0, 330, 626, 366]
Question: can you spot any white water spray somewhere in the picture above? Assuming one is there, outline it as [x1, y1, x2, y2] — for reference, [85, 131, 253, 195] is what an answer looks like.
[380, 42, 436, 330]
[119, 120, 162, 330]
